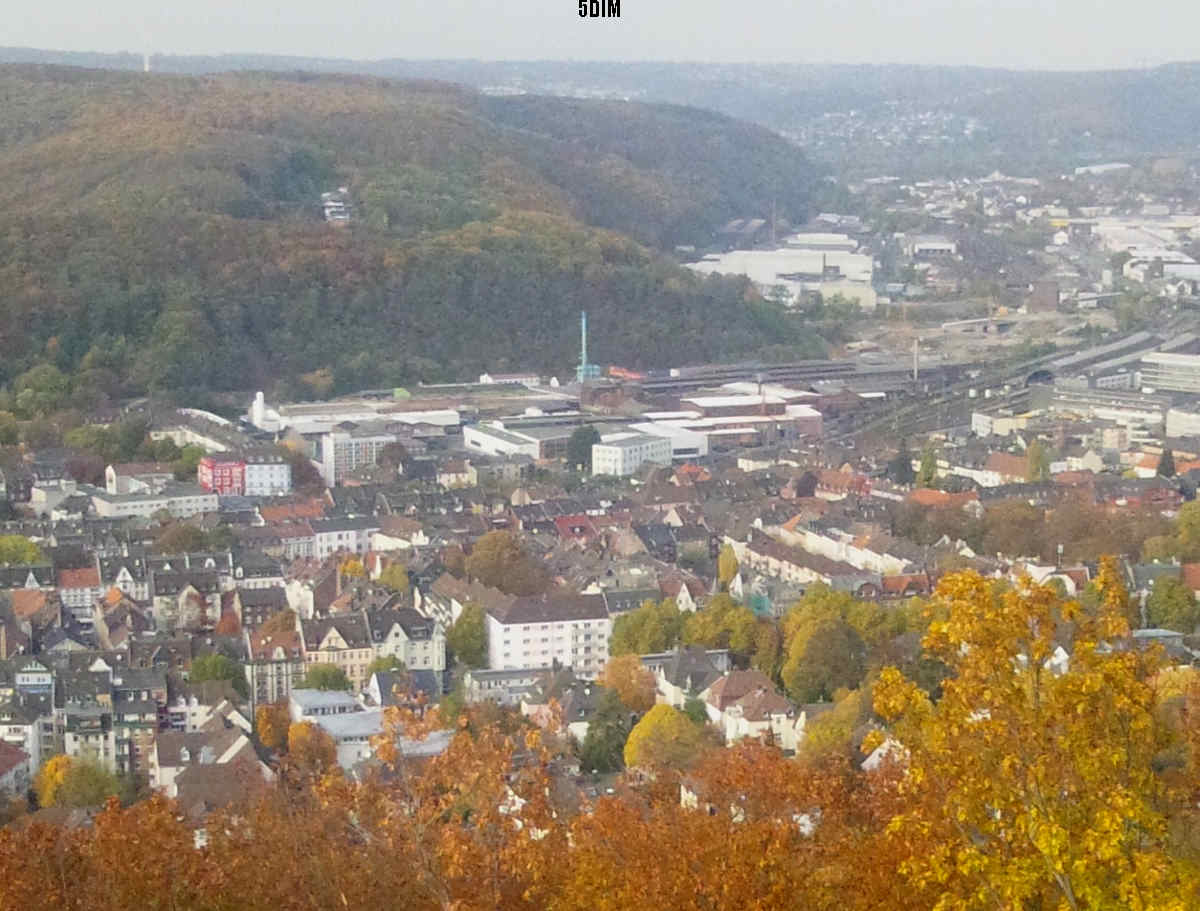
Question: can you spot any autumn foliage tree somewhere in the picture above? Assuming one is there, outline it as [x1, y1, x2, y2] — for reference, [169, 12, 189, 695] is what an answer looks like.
[717, 543, 739, 588]
[623, 704, 708, 770]
[255, 701, 291, 753]
[464, 530, 549, 596]
[10, 561, 1200, 910]
[600, 654, 657, 713]
[871, 559, 1197, 909]
[286, 721, 338, 777]
[683, 593, 758, 662]
[34, 755, 119, 808]
[609, 598, 683, 656]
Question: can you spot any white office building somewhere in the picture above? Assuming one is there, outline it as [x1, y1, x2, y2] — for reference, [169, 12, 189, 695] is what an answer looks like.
[1141, 352, 1200, 395]
[591, 433, 672, 477]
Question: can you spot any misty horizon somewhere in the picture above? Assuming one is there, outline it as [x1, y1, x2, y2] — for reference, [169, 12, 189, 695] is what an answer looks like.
[12, 0, 1200, 72]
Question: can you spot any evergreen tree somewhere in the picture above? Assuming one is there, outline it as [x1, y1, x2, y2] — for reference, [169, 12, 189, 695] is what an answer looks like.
[916, 443, 939, 488]
[1158, 447, 1177, 478]
[1026, 440, 1051, 481]
[578, 690, 631, 774]
[887, 437, 917, 486]
[567, 426, 601, 472]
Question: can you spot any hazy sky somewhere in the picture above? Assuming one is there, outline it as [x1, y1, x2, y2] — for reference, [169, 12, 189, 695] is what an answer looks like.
[11, 0, 1200, 70]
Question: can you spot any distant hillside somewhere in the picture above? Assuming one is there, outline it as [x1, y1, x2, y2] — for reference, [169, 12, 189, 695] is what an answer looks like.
[10, 49, 1200, 177]
[0, 65, 822, 401]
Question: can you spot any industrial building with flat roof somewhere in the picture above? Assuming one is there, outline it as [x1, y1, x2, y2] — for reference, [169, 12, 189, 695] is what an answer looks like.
[591, 433, 672, 477]
[1141, 352, 1200, 395]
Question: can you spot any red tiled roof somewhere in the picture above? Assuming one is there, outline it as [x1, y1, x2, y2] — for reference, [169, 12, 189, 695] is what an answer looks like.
[907, 488, 978, 508]
[553, 515, 595, 540]
[10, 590, 48, 620]
[1053, 471, 1095, 486]
[881, 573, 931, 596]
[705, 669, 778, 711]
[0, 741, 29, 777]
[260, 499, 326, 523]
[249, 627, 302, 660]
[58, 567, 100, 589]
[817, 469, 869, 493]
[1182, 564, 1200, 593]
[984, 452, 1028, 479]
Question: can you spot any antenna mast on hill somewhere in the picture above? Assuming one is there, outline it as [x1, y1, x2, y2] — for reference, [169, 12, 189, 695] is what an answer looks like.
[576, 310, 601, 384]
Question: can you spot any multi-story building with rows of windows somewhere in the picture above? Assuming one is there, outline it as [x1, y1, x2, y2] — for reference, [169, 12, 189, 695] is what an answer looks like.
[484, 593, 611, 680]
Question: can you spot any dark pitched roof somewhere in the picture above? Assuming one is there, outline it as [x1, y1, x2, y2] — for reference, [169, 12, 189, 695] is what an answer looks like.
[601, 589, 660, 615]
[364, 607, 435, 643]
[489, 592, 607, 625]
[302, 614, 371, 650]
[659, 646, 722, 693]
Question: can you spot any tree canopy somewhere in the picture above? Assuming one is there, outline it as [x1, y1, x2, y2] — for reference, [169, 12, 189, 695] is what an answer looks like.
[378, 563, 410, 593]
[872, 559, 1193, 909]
[301, 664, 352, 691]
[578, 689, 630, 774]
[609, 599, 683, 656]
[0, 535, 44, 566]
[447, 602, 488, 668]
[189, 653, 248, 698]
[464, 531, 549, 596]
[1146, 575, 1200, 633]
[566, 426, 601, 472]
[623, 703, 709, 771]
[34, 756, 120, 808]
[1159, 446, 1177, 478]
[600, 655, 657, 714]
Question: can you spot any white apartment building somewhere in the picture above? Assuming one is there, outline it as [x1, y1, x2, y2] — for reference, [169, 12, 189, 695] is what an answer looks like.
[365, 608, 447, 672]
[310, 517, 380, 559]
[485, 594, 611, 679]
[244, 454, 293, 496]
[1167, 407, 1200, 439]
[318, 425, 398, 485]
[0, 697, 51, 773]
[591, 433, 672, 477]
[89, 483, 219, 519]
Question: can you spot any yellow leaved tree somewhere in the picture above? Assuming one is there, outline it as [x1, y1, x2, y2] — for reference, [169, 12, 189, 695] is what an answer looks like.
[872, 558, 1199, 910]
[34, 754, 72, 807]
[623, 703, 707, 770]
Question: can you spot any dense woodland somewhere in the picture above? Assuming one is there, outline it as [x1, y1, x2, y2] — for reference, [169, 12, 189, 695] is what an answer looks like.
[0, 66, 822, 402]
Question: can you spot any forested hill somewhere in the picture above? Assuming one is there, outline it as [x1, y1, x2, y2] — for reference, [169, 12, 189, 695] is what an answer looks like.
[0, 65, 821, 402]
